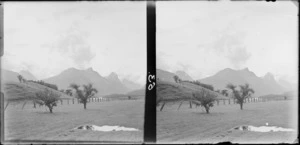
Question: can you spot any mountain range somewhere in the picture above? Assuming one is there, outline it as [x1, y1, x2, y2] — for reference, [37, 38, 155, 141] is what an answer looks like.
[157, 68, 295, 97]
[1, 68, 143, 96]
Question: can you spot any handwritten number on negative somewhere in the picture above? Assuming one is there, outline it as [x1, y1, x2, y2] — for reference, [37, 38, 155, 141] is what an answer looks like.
[148, 73, 155, 90]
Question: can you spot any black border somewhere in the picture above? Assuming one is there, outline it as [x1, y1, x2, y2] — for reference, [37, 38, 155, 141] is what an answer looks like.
[144, 1, 156, 143]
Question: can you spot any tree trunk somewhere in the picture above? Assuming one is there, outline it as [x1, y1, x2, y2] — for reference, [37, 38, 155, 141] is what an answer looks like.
[240, 102, 243, 110]
[160, 102, 166, 111]
[33, 102, 36, 108]
[84, 102, 87, 109]
[177, 101, 183, 110]
[205, 106, 210, 114]
[22, 102, 27, 109]
[189, 101, 192, 108]
[48, 106, 53, 113]
[4, 102, 9, 111]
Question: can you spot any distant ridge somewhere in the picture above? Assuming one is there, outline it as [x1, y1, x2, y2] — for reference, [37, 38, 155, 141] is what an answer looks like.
[43, 67, 130, 95]
[200, 67, 286, 96]
[157, 69, 194, 82]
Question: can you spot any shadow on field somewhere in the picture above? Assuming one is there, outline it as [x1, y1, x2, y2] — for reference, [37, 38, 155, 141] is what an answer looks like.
[191, 112, 225, 116]
[34, 112, 70, 115]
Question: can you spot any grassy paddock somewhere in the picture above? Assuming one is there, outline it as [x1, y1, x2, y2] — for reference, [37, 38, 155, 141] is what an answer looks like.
[4, 99, 145, 142]
[157, 100, 298, 144]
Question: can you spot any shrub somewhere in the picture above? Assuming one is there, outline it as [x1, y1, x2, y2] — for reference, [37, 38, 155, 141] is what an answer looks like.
[173, 75, 179, 83]
[35, 88, 60, 113]
[221, 89, 228, 97]
[17, 75, 23, 83]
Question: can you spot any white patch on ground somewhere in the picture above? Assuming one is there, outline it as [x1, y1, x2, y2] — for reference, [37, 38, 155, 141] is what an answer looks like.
[233, 125, 295, 132]
[75, 125, 139, 132]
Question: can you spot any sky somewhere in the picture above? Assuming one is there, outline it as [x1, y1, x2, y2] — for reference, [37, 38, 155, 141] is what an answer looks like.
[157, 1, 298, 84]
[2, 1, 146, 85]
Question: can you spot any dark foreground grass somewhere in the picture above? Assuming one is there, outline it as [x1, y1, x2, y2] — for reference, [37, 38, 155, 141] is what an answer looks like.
[4, 99, 144, 143]
[157, 100, 298, 144]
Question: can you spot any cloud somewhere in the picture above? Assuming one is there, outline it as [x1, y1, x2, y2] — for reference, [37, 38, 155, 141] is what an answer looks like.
[42, 23, 95, 69]
[212, 29, 251, 69]
[157, 51, 171, 71]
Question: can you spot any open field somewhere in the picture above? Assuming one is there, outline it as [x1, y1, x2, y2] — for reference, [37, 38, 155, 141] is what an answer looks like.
[157, 100, 298, 144]
[4, 99, 144, 143]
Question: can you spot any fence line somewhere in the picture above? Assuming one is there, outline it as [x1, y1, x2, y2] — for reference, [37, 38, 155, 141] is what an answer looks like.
[57, 96, 142, 106]
[214, 96, 288, 106]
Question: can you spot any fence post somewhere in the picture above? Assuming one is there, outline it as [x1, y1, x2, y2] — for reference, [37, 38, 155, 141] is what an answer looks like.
[61, 100, 63, 105]
[223, 100, 225, 105]
[68, 99, 69, 105]
[73, 98, 74, 104]
[229, 99, 230, 104]
[217, 100, 219, 105]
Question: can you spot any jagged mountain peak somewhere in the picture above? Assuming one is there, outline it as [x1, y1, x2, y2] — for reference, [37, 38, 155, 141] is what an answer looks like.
[200, 67, 285, 96]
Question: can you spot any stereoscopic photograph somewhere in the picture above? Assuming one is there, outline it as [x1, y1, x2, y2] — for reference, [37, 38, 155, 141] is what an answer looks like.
[1, 1, 146, 142]
[156, 1, 298, 143]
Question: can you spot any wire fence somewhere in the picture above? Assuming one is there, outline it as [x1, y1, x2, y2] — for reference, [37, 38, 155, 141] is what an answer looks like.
[214, 96, 293, 106]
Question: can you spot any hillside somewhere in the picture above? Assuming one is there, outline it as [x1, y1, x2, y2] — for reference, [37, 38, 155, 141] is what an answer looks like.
[43, 67, 130, 95]
[175, 71, 194, 81]
[19, 70, 37, 80]
[1, 69, 20, 83]
[157, 80, 228, 103]
[200, 68, 286, 96]
[157, 69, 177, 83]
[2, 81, 72, 102]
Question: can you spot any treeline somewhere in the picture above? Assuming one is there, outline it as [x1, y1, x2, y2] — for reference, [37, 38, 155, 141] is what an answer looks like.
[27, 80, 58, 90]
[17, 74, 58, 90]
[182, 80, 214, 91]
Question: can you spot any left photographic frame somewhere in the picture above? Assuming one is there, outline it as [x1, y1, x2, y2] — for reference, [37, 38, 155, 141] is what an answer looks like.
[1, 1, 146, 143]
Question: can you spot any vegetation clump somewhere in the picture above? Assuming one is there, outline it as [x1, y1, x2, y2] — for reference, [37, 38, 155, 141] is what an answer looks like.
[35, 88, 60, 113]
[27, 80, 58, 90]
[70, 83, 98, 109]
[226, 83, 254, 110]
[192, 88, 217, 114]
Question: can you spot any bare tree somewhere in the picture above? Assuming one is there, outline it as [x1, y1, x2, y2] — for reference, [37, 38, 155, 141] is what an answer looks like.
[70, 83, 98, 109]
[226, 83, 254, 110]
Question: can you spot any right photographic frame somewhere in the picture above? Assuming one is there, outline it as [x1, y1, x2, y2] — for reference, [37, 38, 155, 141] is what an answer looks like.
[156, 1, 298, 144]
